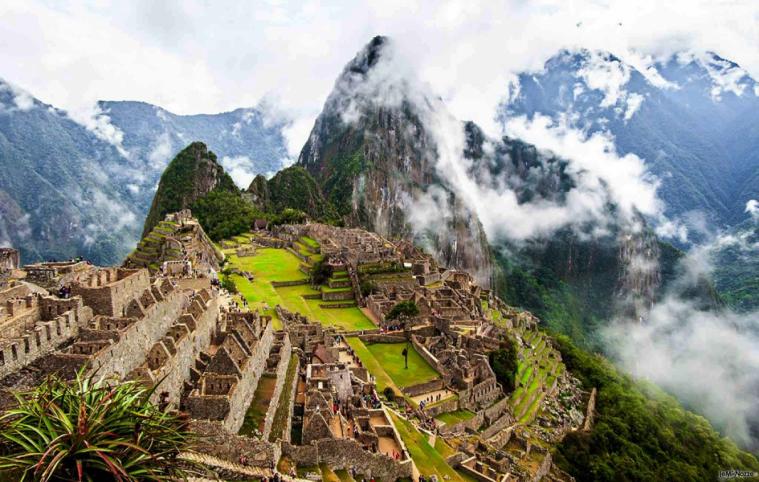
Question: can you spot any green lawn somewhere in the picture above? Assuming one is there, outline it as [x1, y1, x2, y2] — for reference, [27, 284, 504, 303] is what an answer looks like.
[228, 248, 306, 282]
[300, 236, 320, 250]
[345, 337, 399, 395]
[435, 410, 475, 425]
[227, 247, 373, 332]
[388, 411, 466, 482]
[366, 342, 439, 388]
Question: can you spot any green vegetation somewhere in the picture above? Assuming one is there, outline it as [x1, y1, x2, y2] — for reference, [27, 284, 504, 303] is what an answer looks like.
[553, 334, 759, 481]
[489, 340, 518, 393]
[0, 371, 191, 481]
[270, 354, 299, 442]
[142, 141, 238, 237]
[385, 301, 420, 322]
[227, 247, 373, 331]
[435, 410, 475, 425]
[310, 259, 333, 285]
[192, 190, 259, 241]
[345, 337, 399, 395]
[712, 220, 759, 311]
[388, 411, 466, 482]
[239, 375, 277, 437]
[220, 274, 238, 294]
[248, 167, 339, 223]
[365, 342, 439, 388]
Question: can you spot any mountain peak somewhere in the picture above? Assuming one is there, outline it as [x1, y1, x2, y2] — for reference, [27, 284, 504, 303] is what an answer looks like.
[141, 141, 237, 237]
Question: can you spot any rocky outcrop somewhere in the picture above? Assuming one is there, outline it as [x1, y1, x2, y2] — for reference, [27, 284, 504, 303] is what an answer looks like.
[297, 36, 494, 287]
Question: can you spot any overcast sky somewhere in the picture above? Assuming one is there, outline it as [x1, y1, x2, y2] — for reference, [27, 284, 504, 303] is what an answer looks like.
[2, 0, 758, 152]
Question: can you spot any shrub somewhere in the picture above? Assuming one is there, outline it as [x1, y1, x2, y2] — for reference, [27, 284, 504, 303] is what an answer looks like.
[221, 275, 238, 294]
[383, 386, 396, 402]
[488, 339, 519, 393]
[385, 301, 420, 322]
[0, 371, 192, 481]
[310, 259, 333, 285]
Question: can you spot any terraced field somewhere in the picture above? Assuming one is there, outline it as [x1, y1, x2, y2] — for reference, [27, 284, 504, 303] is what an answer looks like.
[509, 328, 564, 424]
[388, 411, 469, 482]
[223, 235, 374, 332]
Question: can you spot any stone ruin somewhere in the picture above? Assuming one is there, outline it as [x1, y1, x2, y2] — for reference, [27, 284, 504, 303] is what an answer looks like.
[0, 248, 19, 273]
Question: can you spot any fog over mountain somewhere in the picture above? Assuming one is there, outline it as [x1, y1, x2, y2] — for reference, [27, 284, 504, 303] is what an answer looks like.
[503, 49, 759, 235]
[0, 84, 289, 265]
[1, 0, 759, 465]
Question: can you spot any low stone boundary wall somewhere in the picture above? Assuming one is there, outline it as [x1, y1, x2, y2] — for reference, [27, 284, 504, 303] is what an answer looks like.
[343, 329, 382, 337]
[423, 397, 459, 418]
[271, 279, 309, 287]
[322, 290, 354, 301]
[403, 379, 444, 398]
[482, 397, 509, 426]
[410, 336, 443, 375]
[319, 302, 357, 309]
[275, 354, 300, 443]
[282, 439, 412, 482]
[189, 420, 280, 469]
[358, 333, 406, 343]
[301, 293, 321, 300]
[438, 411, 484, 436]
[481, 411, 516, 440]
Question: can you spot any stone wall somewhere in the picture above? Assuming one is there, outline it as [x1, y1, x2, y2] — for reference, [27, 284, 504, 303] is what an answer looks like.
[438, 410, 484, 436]
[403, 379, 444, 398]
[261, 334, 292, 440]
[0, 298, 93, 378]
[282, 439, 412, 482]
[583, 387, 596, 432]
[322, 290, 354, 301]
[319, 302, 356, 309]
[358, 333, 406, 344]
[481, 397, 509, 426]
[480, 411, 516, 440]
[0, 249, 19, 272]
[191, 420, 281, 468]
[143, 291, 219, 407]
[88, 287, 186, 379]
[423, 397, 459, 418]
[71, 268, 150, 316]
[278, 353, 300, 443]
[223, 321, 274, 433]
[411, 336, 445, 375]
[270, 279, 309, 287]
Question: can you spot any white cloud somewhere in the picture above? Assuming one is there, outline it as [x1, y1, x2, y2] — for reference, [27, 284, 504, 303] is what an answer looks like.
[604, 243, 759, 449]
[578, 51, 632, 108]
[2, 0, 759, 155]
[220, 155, 259, 189]
[147, 132, 174, 168]
[746, 199, 759, 220]
[0, 80, 35, 111]
[66, 103, 129, 157]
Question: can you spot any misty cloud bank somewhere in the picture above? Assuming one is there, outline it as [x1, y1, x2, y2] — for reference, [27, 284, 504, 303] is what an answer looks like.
[333, 38, 759, 450]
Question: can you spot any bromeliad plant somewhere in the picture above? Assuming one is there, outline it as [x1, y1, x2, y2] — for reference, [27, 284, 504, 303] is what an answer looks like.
[0, 370, 192, 481]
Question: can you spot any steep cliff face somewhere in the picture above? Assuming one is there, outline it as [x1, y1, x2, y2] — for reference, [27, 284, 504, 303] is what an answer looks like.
[142, 142, 238, 237]
[461, 121, 668, 338]
[297, 36, 494, 286]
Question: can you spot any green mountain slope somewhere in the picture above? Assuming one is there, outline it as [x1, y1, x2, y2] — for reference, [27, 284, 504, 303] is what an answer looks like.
[142, 142, 238, 237]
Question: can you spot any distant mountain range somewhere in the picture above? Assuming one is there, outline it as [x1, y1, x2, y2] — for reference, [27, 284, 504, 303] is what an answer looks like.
[503, 49, 759, 232]
[0, 84, 289, 265]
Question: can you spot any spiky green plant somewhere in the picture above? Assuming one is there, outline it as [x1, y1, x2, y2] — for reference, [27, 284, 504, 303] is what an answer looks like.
[0, 371, 192, 481]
